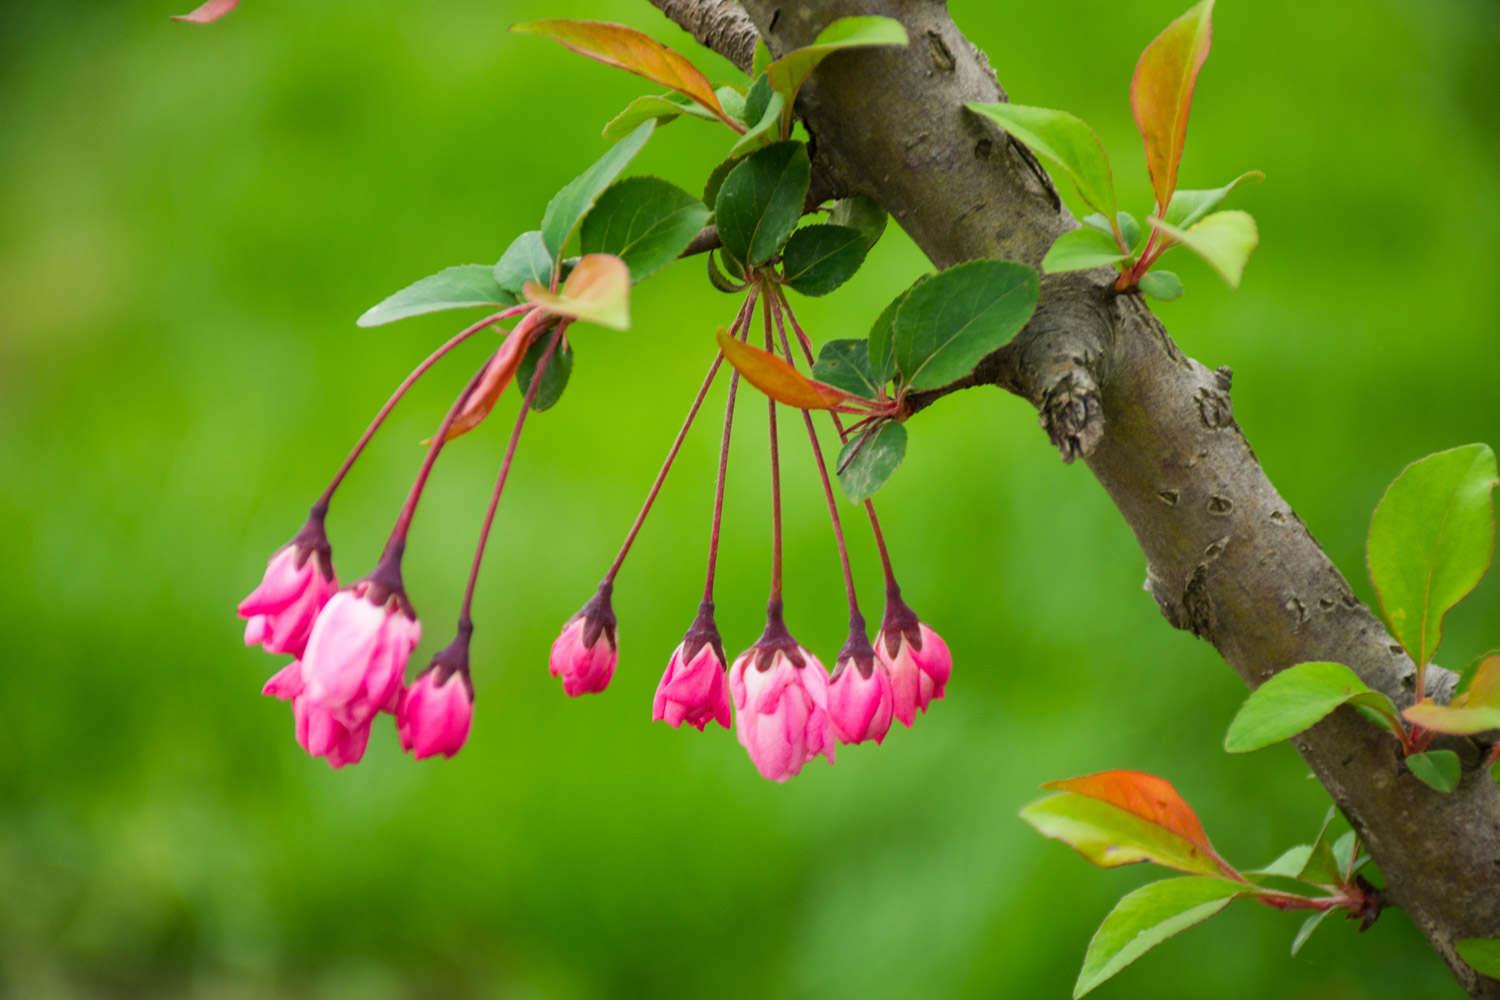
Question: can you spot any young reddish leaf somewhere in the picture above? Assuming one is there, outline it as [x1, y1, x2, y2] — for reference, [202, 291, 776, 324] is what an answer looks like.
[1131, 0, 1215, 212]
[1045, 771, 1220, 864]
[1405, 654, 1500, 735]
[442, 312, 548, 442]
[523, 254, 631, 331]
[512, 20, 739, 131]
[716, 329, 860, 411]
[173, 0, 239, 23]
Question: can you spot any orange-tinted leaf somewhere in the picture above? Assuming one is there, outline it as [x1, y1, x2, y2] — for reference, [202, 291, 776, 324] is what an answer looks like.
[443, 313, 546, 442]
[1131, 0, 1214, 212]
[173, 0, 239, 23]
[513, 20, 737, 130]
[716, 329, 855, 411]
[1045, 770, 1218, 861]
[523, 254, 631, 330]
[1404, 654, 1500, 735]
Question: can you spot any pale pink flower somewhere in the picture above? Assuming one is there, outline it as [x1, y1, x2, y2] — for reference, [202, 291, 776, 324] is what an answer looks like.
[301, 578, 422, 729]
[729, 622, 834, 782]
[549, 586, 617, 697]
[397, 634, 475, 761]
[827, 631, 894, 745]
[654, 641, 731, 731]
[238, 520, 338, 659]
[878, 602, 952, 728]
[262, 661, 373, 769]
[173, 0, 239, 24]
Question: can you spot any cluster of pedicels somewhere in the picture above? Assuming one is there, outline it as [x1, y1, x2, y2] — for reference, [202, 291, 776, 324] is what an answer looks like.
[239, 280, 950, 781]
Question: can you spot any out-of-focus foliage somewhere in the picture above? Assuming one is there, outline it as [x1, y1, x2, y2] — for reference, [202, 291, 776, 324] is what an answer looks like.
[0, 1, 1497, 996]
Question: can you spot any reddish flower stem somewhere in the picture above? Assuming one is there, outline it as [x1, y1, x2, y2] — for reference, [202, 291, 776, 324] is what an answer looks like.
[312, 305, 532, 516]
[763, 296, 784, 603]
[767, 287, 862, 622]
[379, 352, 494, 566]
[457, 325, 566, 629]
[774, 287, 900, 593]
[601, 291, 760, 587]
[702, 290, 760, 601]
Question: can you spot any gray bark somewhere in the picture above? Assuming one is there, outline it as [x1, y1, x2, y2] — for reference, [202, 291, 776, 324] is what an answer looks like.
[649, 0, 1500, 994]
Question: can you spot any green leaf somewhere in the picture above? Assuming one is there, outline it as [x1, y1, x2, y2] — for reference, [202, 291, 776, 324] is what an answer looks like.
[727, 90, 786, 159]
[837, 422, 906, 500]
[514, 332, 573, 411]
[781, 224, 868, 296]
[1368, 444, 1499, 668]
[868, 278, 923, 383]
[1138, 269, 1184, 301]
[765, 16, 908, 110]
[494, 230, 554, 297]
[714, 140, 810, 268]
[1291, 908, 1335, 957]
[1020, 793, 1223, 877]
[892, 260, 1039, 391]
[1457, 938, 1500, 978]
[1149, 210, 1259, 288]
[1165, 170, 1265, 229]
[742, 74, 773, 128]
[539, 120, 655, 259]
[966, 102, 1117, 218]
[752, 37, 772, 78]
[1043, 226, 1128, 274]
[1406, 750, 1462, 793]
[1299, 808, 1345, 887]
[715, 85, 747, 124]
[601, 92, 715, 141]
[1224, 661, 1401, 753]
[827, 195, 888, 249]
[1075, 877, 1245, 998]
[812, 339, 882, 398]
[1247, 845, 1312, 881]
[705, 249, 746, 293]
[1083, 211, 1142, 252]
[580, 177, 710, 283]
[357, 264, 513, 328]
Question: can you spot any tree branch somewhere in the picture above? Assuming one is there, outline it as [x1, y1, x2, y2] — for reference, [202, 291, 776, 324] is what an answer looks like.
[650, 0, 1500, 994]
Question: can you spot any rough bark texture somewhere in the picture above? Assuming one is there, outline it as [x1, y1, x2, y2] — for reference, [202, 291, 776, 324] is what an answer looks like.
[649, 0, 1500, 994]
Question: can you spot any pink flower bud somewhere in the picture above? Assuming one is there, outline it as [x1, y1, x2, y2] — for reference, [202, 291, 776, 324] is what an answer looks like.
[397, 633, 475, 760]
[729, 613, 834, 781]
[827, 632, 894, 745]
[261, 661, 372, 769]
[653, 636, 731, 731]
[238, 518, 338, 659]
[300, 578, 422, 729]
[549, 587, 617, 697]
[878, 614, 952, 728]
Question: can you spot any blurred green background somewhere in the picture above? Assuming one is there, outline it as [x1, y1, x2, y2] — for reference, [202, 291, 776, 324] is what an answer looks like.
[2, 0, 1498, 996]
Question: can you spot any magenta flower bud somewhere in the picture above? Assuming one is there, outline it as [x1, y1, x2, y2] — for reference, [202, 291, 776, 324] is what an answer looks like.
[653, 604, 731, 731]
[261, 661, 372, 769]
[300, 563, 422, 729]
[877, 592, 952, 727]
[238, 514, 338, 659]
[827, 627, 894, 746]
[549, 584, 618, 697]
[728, 604, 834, 782]
[398, 630, 475, 760]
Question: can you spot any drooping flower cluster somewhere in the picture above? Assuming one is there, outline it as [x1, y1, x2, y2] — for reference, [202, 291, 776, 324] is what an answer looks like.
[238, 303, 562, 767]
[238, 267, 950, 781]
[540, 282, 953, 782]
